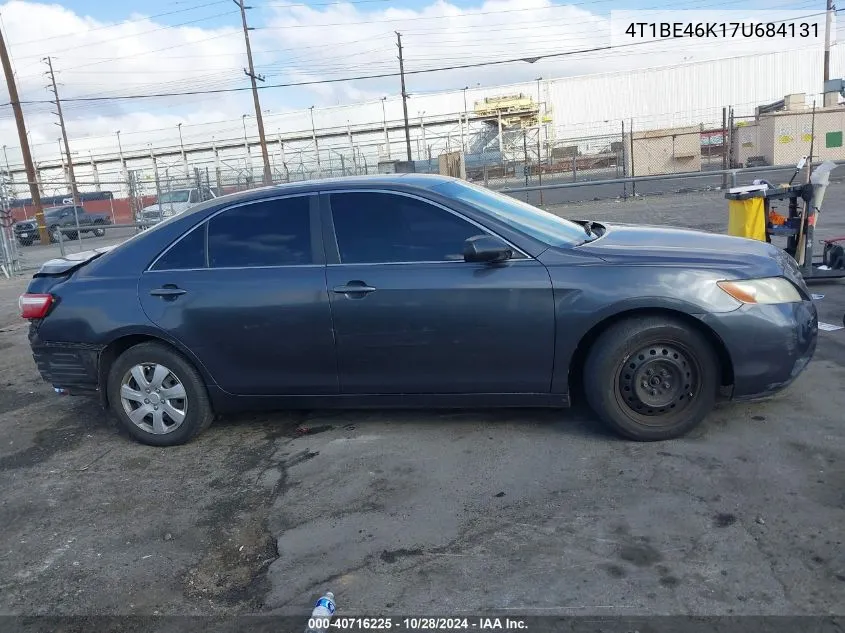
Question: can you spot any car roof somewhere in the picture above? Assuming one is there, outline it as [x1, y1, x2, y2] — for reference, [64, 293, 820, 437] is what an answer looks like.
[216, 173, 455, 205]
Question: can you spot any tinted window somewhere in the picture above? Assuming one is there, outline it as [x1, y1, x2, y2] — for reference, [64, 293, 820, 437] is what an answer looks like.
[208, 197, 312, 268]
[152, 225, 206, 270]
[330, 192, 486, 264]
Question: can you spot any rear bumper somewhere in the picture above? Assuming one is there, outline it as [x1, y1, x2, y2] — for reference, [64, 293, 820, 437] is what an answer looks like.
[29, 328, 102, 394]
[698, 300, 818, 400]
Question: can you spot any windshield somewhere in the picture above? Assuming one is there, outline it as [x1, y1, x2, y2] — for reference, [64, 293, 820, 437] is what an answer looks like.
[44, 207, 69, 218]
[157, 190, 191, 204]
[432, 180, 588, 247]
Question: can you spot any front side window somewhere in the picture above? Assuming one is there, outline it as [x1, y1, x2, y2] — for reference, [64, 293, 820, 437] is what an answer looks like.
[431, 179, 589, 247]
[208, 197, 312, 268]
[330, 192, 487, 264]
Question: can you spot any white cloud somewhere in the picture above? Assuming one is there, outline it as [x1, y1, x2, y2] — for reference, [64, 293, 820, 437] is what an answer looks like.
[0, 0, 829, 171]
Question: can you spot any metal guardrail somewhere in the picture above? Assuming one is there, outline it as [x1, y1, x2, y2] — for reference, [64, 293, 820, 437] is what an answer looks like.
[500, 161, 845, 194]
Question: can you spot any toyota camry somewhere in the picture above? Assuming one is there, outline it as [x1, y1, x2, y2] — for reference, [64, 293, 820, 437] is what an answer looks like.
[19, 174, 818, 446]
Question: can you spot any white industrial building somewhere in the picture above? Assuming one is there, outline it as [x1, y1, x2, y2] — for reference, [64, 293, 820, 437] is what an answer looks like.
[4, 43, 845, 199]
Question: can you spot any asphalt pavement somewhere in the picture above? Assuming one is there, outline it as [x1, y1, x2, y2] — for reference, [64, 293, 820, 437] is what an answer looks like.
[0, 185, 843, 621]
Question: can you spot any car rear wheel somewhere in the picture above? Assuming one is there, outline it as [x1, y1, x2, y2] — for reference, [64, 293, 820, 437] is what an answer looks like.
[584, 316, 719, 441]
[107, 342, 214, 446]
[93, 226, 106, 237]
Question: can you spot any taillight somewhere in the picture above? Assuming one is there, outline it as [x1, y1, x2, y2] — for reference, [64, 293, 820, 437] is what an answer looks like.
[19, 294, 54, 319]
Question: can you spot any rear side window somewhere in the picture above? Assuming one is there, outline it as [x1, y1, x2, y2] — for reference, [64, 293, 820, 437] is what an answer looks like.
[208, 197, 312, 268]
[151, 225, 206, 271]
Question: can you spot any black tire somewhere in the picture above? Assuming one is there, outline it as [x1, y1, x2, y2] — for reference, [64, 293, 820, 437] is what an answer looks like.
[49, 226, 59, 243]
[93, 226, 106, 237]
[107, 341, 214, 446]
[584, 316, 719, 441]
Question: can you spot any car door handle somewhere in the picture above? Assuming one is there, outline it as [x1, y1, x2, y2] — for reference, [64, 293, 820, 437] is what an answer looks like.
[333, 282, 376, 295]
[150, 287, 187, 297]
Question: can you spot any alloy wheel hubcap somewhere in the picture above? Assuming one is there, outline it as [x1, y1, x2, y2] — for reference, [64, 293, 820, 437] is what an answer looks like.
[120, 363, 187, 434]
[618, 344, 698, 420]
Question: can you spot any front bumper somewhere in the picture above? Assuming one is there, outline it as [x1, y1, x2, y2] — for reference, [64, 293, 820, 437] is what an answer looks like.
[699, 300, 818, 400]
[14, 225, 39, 241]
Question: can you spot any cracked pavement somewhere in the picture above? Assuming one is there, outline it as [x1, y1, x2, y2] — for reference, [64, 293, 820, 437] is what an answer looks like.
[1, 190, 844, 618]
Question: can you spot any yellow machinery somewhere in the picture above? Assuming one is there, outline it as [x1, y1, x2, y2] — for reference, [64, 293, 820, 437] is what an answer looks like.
[473, 93, 539, 128]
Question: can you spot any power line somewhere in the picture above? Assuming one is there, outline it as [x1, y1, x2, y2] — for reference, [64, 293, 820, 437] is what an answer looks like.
[12, 10, 240, 61]
[260, 2, 610, 29]
[9, 10, 829, 106]
[7, 0, 231, 47]
[264, 0, 394, 7]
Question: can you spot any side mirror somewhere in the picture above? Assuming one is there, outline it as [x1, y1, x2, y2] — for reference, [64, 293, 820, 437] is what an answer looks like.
[463, 234, 513, 264]
[796, 156, 807, 170]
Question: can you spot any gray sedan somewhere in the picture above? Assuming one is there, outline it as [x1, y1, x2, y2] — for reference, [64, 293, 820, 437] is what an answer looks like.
[19, 174, 817, 445]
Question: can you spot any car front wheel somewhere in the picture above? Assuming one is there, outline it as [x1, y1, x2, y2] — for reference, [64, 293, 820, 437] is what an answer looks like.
[584, 316, 719, 441]
[107, 342, 214, 446]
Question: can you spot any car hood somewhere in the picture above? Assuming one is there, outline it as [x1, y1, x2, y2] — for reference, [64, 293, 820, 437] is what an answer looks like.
[575, 222, 803, 286]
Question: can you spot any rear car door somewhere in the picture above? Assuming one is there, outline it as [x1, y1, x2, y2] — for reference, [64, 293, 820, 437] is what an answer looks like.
[322, 190, 555, 395]
[138, 194, 338, 396]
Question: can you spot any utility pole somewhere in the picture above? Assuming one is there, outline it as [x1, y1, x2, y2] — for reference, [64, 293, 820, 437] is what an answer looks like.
[0, 31, 48, 243]
[177, 123, 189, 179]
[461, 86, 469, 154]
[381, 97, 391, 159]
[235, 0, 272, 185]
[824, 0, 834, 82]
[396, 31, 412, 162]
[45, 56, 80, 207]
[309, 106, 321, 171]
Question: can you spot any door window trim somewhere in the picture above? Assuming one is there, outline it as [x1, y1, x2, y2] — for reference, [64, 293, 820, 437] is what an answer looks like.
[321, 189, 532, 266]
[146, 192, 323, 273]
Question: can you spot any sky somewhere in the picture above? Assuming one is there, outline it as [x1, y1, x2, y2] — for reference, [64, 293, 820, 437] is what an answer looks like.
[0, 0, 835, 166]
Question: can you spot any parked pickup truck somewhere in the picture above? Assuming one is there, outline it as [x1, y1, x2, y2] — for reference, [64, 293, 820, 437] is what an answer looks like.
[14, 205, 112, 246]
[138, 187, 217, 227]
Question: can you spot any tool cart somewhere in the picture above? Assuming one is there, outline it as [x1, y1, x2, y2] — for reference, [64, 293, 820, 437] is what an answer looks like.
[725, 160, 845, 283]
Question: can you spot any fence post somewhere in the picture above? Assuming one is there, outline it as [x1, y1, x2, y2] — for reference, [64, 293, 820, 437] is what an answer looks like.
[621, 120, 627, 199]
[154, 170, 163, 217]
[629, 118, 636, 197]
[721, 107, 728, 189]
[522, 130, 529, 187]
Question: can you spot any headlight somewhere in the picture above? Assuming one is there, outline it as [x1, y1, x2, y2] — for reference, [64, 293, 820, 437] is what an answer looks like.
[717, 277, 802, 304]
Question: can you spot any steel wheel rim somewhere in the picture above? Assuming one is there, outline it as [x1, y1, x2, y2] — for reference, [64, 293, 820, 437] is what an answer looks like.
[51, 229, 61, 242]
[616, 343, 701, 426]
[120, 363, 188, 435]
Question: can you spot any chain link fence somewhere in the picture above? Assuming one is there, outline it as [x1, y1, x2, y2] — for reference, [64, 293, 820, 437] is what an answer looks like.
[3, 100, 841, 276]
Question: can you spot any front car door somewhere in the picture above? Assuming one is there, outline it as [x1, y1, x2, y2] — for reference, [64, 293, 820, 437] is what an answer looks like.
[322, 190, 555, 395]
[138, 194, 338, 396]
